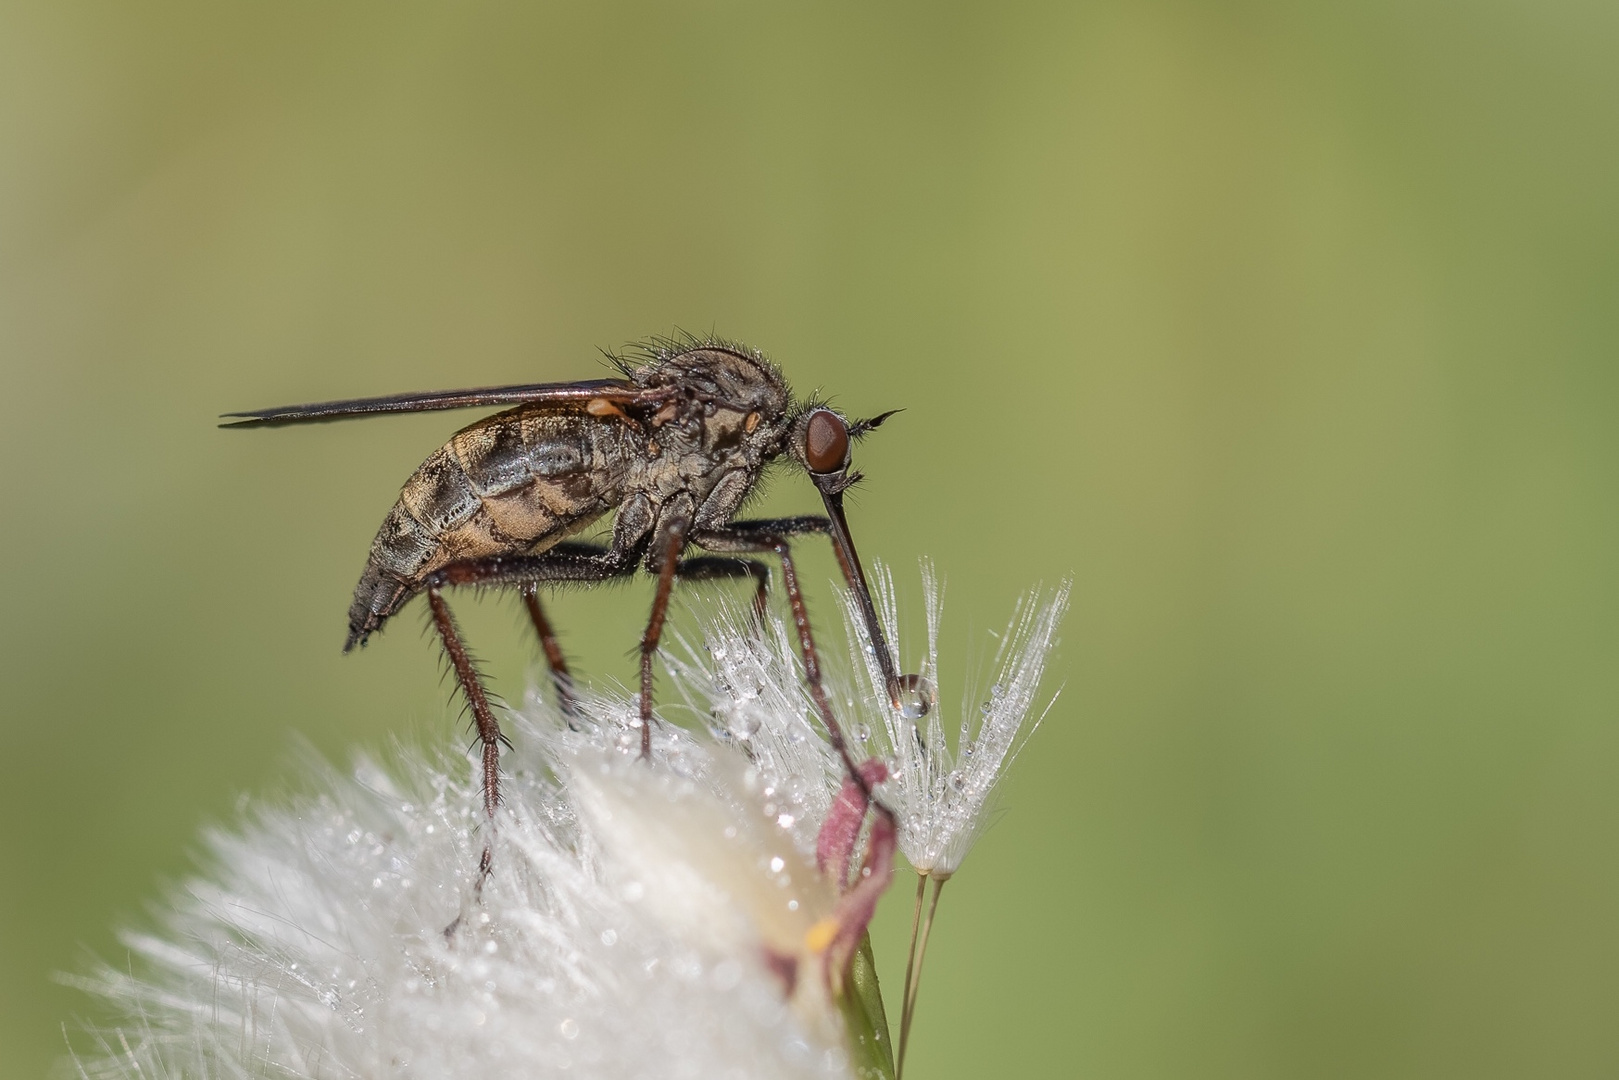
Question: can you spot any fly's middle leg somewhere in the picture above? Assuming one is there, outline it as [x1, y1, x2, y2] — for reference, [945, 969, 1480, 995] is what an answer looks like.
[519, 584, 578, 722]
[638, 523, 688, 758]
[424, 539, 768, 764]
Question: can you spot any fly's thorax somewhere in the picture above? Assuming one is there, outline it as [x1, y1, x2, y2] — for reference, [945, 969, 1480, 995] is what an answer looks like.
[622, 399, 779, 531]
[626, 345, 798, 520]
[633, 346, 792, 421]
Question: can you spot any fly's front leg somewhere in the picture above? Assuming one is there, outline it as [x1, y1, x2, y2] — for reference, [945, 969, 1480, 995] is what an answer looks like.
[700, 517, 832, 630]
[721, 516, 906, 711]
[514, 543, 639, 680]
[692, 525, 881, 804]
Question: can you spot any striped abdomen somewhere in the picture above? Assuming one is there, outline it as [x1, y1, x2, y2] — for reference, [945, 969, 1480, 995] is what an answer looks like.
[345, 407, 631, 649]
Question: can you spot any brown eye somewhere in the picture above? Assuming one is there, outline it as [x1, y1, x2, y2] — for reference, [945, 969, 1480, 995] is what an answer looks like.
[804, 409, 850, 474]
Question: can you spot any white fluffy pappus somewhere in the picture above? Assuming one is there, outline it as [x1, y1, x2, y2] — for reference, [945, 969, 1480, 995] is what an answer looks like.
[854, 562, 1072, 880]
[67, 568, 1068, 1080]
[669, 563, 1071, 882]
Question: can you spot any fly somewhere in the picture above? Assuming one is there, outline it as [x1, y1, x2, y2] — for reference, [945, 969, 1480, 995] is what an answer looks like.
[224, 338, 916, 874]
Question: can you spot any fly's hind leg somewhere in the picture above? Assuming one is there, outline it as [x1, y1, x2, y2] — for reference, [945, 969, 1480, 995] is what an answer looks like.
[424, 586, 507, 894]
[428, 542, 765, 764]
[428, 541, 642, 738]
[422, 544, 640, 914]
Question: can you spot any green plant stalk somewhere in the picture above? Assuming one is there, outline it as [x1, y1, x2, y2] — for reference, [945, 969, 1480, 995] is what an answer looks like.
[841, 931, 896, 1080]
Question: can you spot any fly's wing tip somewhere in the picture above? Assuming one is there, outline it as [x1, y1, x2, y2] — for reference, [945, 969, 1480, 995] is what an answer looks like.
[218, 411, 276, 428]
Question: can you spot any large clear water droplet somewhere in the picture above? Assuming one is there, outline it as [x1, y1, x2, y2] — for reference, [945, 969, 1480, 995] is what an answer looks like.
[897, 674, 934, 720]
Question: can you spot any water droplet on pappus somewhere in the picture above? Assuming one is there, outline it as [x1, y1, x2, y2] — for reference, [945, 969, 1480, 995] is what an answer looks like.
[897, 674, 935, 720]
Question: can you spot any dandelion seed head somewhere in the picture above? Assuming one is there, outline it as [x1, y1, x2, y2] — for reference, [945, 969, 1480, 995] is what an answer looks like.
[68, 565, 1068, 1078]
[846, 561, 1072, 878]
[69, 702, 857, 1080]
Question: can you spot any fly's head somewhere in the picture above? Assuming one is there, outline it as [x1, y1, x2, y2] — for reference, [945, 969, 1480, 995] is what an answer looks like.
[785, 404, 900, 498]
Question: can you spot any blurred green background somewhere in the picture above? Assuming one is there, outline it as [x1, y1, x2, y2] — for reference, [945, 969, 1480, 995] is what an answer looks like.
[3, 1, 1617, 1076]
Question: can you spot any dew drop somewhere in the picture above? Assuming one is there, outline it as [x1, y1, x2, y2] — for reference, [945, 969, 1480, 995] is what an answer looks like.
[559, 1017, 580, 1040]
[853, 723, 871, 742]
[898, 674, 935, 720]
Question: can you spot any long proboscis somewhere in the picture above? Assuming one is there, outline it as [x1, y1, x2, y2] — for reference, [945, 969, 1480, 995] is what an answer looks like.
[819, 487, 904, 711]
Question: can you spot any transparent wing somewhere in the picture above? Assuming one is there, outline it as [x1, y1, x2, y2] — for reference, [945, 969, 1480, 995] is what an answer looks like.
[220, 378, 646, 428]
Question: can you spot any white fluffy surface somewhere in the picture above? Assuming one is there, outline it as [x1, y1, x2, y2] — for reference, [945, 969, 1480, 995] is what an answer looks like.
[854, 564, 1072, 878]
[68, 569, 1067, 1078]
[72, 707, 852, 1080]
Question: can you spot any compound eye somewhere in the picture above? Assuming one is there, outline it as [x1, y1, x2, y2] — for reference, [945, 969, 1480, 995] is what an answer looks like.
[804, 409, 851, 474]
